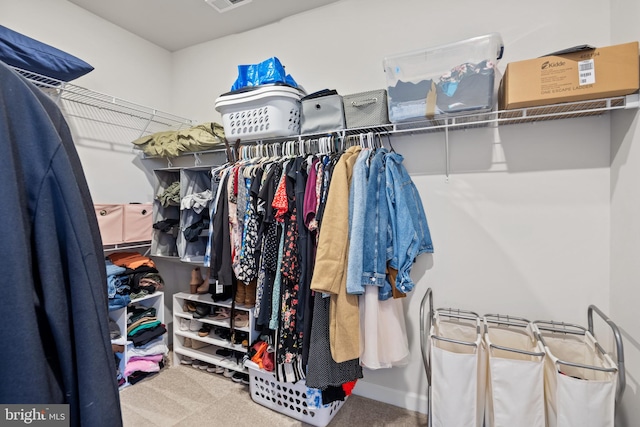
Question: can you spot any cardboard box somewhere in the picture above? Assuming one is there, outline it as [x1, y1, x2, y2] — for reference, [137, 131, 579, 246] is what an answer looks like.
[499, 41, 639, 110]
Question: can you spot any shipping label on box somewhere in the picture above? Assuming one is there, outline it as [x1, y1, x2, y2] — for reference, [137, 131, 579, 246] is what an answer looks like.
[500, 41, 639, 110]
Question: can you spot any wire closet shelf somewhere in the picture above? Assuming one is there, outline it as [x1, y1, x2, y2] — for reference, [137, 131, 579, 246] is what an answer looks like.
[12, 66, 194, 143]
[167, 93, 639, 151]
[336, 93, 639, 137]
[157, 93, 639, 174]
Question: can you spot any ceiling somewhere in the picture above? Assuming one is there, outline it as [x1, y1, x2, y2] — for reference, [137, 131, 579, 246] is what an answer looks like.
[68, 0, 341, 52]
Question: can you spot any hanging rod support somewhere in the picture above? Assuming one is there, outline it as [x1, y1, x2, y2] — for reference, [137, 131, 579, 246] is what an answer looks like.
[444, 120, 450, 182]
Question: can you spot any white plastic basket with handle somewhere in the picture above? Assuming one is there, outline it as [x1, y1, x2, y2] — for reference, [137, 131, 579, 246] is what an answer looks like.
[245, 361, 345, 427]
[214, 85, 303, 141]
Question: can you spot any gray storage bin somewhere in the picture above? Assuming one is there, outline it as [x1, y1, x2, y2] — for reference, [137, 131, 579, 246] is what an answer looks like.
[300, 93, 346, 134]
[343, 89, 390, 128]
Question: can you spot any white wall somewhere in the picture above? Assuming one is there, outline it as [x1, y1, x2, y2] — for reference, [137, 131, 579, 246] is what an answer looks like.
[2, 0, 177, 203]
[172, 0, 610, 124]
[610, 0, 640, 426]
[172, 0, 617, 415]
[5, 0, 637, 421]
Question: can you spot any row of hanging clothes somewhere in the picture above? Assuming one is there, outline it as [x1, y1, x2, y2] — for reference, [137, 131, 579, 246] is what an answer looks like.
[203, 132, 434, 400]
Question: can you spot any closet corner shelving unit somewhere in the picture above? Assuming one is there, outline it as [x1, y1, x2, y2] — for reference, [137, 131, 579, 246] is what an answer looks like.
[150, 166, 213, 265]
[172, 292, 256, 373]
[109, 291, 166, 390]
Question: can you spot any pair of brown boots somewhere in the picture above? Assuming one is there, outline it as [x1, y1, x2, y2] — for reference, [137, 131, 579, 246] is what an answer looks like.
[235, 279, 257, 306]
[190, 267, 209, 294]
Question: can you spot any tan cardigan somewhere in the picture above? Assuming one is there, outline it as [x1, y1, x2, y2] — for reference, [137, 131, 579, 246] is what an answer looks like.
[310, 145, 362, 363]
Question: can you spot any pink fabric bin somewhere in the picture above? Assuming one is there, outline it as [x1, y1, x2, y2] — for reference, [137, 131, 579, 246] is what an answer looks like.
[123, 203, 153, 243]
[94, 203, 153, 245]
[94, 204, 124, 245]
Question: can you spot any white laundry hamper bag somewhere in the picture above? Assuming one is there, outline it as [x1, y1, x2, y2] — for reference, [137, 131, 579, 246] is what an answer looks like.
[535, 321, 618, 427]
[483, 316, 546, 427]
[430, 310, 486, 427]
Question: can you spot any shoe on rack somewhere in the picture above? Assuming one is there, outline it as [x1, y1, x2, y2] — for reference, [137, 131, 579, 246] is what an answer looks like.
[232, 331, 248, 345]
[209, 307, 230, 321]
[198, 361, 209, 370]
[221, 355, 239, 369]
[196, 281, 210, 294]
[191, 359, 204, 369]
[198, 324, 212, 337]
[231, 372, 244, 383]
[197, 268, 211, 294]
[232, 351, 245, 366]
[213, 328, 231, 341]
[193, 303, 211, 319]
[190, 267, 203, 294]
[240, 374, 250, 386]
[179, 317, 190, 331]
[191, 339, 209, 350]
[235, 279, 246, 305]
[189, 319, 201, 332]
[180, 356, 194, 365]
[234, 312, 249, 328]
[183, 337, 192, 348]
[214, 365, 225, 374]
[183, 300, 197, 313]
[223, 368, 234, 378]
[206, 363, 218, 373]
[244, 279, 257, 307]
[215, 348, 232, 357]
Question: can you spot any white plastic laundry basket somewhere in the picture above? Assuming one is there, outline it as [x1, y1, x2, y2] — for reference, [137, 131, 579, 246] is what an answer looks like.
[214, 85, 304, 141]
[534, 319, 619, 427]
[245, 361, 345, 427]
[483, 315, 546, 427]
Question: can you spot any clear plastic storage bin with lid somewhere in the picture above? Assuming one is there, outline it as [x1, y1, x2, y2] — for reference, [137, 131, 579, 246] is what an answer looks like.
[383, 33, 504, 123]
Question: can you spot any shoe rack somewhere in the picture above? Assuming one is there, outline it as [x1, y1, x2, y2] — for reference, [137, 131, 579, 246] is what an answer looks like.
[172, 292, 256, 374]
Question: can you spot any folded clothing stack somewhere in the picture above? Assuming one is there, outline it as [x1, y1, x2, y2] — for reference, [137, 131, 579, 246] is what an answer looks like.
[106, 253, 164, 310]
[131, 122, 226, 158]
[124, 304, 168, 384]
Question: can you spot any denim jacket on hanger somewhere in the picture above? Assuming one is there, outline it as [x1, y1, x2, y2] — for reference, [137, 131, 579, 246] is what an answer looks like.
[385, 152, 433, 295]
[346, 148, 372, 295]
[359, 148, 391, 297]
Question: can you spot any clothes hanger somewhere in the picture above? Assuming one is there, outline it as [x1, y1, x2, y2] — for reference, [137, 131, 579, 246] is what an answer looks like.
[319, 137, 327, 155]
[298, 138, 306, 157]
[385, 133, 396, 153]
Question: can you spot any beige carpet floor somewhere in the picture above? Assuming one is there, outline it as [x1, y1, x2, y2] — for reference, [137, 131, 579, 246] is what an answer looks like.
[119, 364, 428, 427]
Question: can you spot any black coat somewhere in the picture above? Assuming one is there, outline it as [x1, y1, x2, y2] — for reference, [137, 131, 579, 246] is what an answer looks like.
[0, 62, 122, 426]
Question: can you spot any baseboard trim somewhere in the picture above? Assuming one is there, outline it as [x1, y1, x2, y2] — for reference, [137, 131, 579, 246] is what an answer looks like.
[352, 380, 429, 415]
